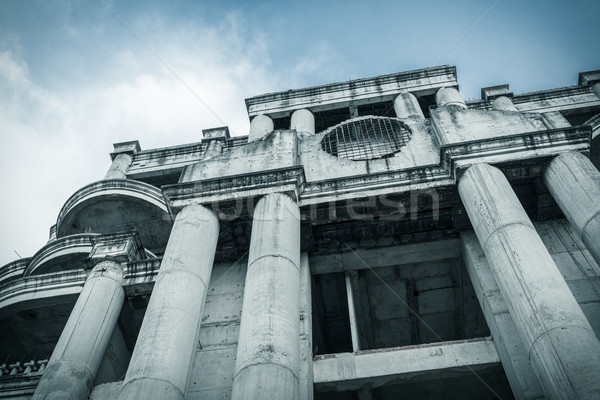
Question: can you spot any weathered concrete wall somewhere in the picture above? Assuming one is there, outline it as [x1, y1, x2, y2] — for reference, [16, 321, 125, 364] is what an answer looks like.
[430, 107, 548, 144]
[185, 262, 246, 400]
[180, 130, 299, 183]
[300, 117, 440, 183]
[535, 219, 600, 336]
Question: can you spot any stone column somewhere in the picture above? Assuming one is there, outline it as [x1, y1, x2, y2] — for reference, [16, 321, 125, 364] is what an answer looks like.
[249, 114, 274, 142]
[291, 109, 315, 135]
[298, 253, 314, 400]
[492, 96, 518, 112]
[104, 153, 132, 179]
[104, 141, 140, 180]
[118, 204, 219, 400]
[544, 151, 600, 265]
[393, 92, 424, 119]
[435, 87, 467, 109]
[33, 261, 125, 400]
[458, 162, 600, 399]
[593, 82, 600, 99]
[231, 193, 301, 400]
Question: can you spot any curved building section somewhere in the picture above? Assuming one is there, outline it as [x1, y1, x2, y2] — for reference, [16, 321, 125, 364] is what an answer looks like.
[25, 234, 98, 276]
[56, 179, 172, 254]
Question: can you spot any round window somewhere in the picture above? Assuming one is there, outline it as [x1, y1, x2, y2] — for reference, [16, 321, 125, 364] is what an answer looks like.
[320, 116, 412, 161]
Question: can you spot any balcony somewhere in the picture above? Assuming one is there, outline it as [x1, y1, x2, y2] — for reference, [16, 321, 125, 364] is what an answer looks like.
[55, 179, 172, 254]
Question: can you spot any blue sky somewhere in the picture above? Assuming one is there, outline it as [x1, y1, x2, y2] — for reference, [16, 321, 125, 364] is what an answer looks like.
[0, 0, 599, 265]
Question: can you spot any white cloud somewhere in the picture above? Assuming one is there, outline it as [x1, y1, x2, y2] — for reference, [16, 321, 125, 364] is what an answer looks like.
[0, 10, 346, 266]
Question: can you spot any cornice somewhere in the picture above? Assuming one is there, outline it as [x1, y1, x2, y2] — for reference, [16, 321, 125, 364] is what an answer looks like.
[441, 125, 591, 180]
[24, 233, 98, 276]
[245, 66, 458, 118]
[299, 165, 453, 206]
[0, 259, 30, 289]
[467, 85, 599, 112]
[0, 257, 162, 318]
[162, 166, 306, 215]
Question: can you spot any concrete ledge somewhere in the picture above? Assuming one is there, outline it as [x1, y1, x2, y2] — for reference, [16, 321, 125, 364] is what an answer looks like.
[313, 337, 500, 392]
[309, 239, 460, 274]
[0, 258, 161, 318]
[25, 233, 98, 276]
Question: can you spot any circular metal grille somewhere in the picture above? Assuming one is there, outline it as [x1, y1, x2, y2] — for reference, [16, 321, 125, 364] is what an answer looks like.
[320, 116, 412, 161]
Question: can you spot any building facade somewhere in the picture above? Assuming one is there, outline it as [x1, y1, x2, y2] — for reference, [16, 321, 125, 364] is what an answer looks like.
[1, 65, 600, 399]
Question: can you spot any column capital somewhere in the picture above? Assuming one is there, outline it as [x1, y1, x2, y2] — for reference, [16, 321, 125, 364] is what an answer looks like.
[202, 126, 230, 143]
[578, 69, 600, 86]
[87, 231, 147, 267]
[110, 140, 141, 161]
[481, 84, 513, 101]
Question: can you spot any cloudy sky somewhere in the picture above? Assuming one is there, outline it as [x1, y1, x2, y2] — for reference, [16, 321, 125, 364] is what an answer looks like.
[0, 0, 599, 266]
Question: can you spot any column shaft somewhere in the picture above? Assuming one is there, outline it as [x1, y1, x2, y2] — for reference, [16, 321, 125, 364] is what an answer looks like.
[492, 96, 518, 112]
[248, 114, 274, 142]
[104, 153, 132, 180]
[118, 204, 219, 400]
[33, 261, 125, 400]
[394, 92, 424, 119]
[232, 193, 301, 400]
[459, 163, 600, 399]
[291, 109, 315, 135]
[544, 151, 600, 265]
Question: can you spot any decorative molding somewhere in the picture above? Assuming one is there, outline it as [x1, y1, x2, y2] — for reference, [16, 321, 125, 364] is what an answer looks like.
[0, 257, 163, 318]
[56, 179, 168, 238]
[25, 233, 98, 276]
[245, 66, 457, 118]
[441, 125, 591, 180]
[163, 166, 306, 215]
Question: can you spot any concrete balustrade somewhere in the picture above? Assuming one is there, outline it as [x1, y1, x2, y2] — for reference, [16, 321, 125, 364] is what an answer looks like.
[33, 261, 125, 400]
[118, 204, 219, 400]
[458, 162, 600, 399]
[544, 151, 600, 266]
[231, 193, 301, 400]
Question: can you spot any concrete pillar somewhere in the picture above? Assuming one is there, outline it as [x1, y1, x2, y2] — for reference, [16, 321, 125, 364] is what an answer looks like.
[231, 193, 301, 400]
[393, 92, 424, 119]
[118, 204, 219, 400]
[492, 96, 518, 112]
[435, 87, 467, 109]
[104, 153, 132, 179]
[462, 232, 545, 400]
[298, 253, 314, 400]
[345, 272, 360, 352]
[33, 261, 125, 400]
[458, 162, 600, 399]
[291, 109, 315, 135]
[544, 151, 600, 266]
[248, 114, 274, 142]
[593, 82, 600, 99]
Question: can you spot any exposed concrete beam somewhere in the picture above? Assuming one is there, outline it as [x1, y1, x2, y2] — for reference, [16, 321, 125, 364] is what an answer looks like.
[309, 239, 460, 275]
[313, 338, 500, 392]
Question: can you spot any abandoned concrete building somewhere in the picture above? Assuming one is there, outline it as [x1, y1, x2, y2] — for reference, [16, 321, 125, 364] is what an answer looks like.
[2, 65, 600, 400]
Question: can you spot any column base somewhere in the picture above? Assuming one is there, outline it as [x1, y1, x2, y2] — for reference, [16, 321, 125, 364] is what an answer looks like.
[119, 378, 185, 400]
[32, 362, 93, 400]
[232, 364, 299, 400]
